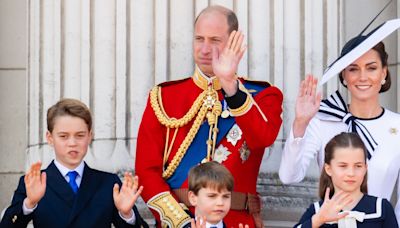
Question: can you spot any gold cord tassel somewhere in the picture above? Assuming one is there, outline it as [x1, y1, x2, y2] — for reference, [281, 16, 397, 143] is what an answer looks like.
[150, 83, 222, 179]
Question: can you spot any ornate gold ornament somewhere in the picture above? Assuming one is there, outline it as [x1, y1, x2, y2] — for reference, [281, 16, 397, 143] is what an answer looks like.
[150, 77, 222, 179]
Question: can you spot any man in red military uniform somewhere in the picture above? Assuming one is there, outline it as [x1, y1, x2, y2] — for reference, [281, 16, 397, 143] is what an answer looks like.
[136, 5, 282, 228]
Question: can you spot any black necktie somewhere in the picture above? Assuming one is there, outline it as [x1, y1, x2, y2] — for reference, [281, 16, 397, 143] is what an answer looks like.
[318, 90, 378, 159]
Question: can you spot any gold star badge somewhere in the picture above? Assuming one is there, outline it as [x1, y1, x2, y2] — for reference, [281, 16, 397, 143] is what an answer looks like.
[389, 127, 398, 135]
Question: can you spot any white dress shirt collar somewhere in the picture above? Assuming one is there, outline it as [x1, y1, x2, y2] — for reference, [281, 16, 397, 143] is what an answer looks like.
[206, 220, 224, 228]
[54, 159, 85, 186]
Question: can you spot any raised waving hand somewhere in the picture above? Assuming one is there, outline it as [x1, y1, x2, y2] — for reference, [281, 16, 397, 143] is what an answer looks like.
[24, 161, 47, 209]
[311, 188, 351, 228]
[212, 30, 247, 96]
[113, 172, 144, 218]
[293, 75, 322, 138]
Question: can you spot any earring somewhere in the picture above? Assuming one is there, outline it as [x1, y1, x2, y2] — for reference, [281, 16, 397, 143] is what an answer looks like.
[381, 79, 386, 85]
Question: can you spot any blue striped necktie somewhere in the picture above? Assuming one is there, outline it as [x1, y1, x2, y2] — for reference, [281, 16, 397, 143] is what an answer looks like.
[67, 171, 79, 194]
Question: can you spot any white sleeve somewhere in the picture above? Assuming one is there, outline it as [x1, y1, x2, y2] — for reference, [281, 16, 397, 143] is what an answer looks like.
[22, 198, 37, 215]
[395, 170, 400, 224]
[279, 117, 323, 184]
[119, 209, 136, 225]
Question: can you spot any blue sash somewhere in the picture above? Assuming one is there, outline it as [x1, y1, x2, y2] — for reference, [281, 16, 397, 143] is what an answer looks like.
[167, 81, 268, 189]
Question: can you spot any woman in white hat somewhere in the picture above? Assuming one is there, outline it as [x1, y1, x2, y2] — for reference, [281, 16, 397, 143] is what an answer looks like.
[279, 29, 400, 223]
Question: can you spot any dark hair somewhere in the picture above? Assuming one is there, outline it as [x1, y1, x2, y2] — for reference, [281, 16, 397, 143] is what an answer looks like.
[47, 98, 92, 132]
[194, 5, 239, 35]
[319, 132, 368, 199]
[188, 161, 234, 195]
[339, 36, 391, 93]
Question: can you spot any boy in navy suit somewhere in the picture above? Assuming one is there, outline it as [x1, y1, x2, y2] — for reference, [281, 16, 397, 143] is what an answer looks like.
[187, 162, 249, 228]
[0, 98, 148, 228]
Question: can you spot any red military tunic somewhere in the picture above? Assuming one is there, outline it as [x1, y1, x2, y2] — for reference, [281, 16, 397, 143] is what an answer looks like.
[136, 68, 283, 227]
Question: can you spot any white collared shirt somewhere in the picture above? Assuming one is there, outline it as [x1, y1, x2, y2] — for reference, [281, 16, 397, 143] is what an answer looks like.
[54, 159, 85, 187]
[206, 220, 224, 228]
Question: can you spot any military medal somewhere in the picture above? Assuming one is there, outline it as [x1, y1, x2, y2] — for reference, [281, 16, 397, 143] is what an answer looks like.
[389, 127, 398, 135]
[227, 124, 242, 146]
[221, 100, 230, 118]
[239, 141, 250, 163]
[221, 110, 230, 118]
[213, 145, 231, 163]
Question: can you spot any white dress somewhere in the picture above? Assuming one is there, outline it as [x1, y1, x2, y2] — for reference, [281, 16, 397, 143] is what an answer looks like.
[279, 108, 400, 223]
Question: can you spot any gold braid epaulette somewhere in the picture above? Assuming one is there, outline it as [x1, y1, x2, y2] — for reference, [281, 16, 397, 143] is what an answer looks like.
[149, 85, 209, 179]
[150, 86, 207, 128]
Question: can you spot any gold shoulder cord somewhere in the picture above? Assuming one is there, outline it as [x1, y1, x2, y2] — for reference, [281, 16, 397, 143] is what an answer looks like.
[149, 85, 221, 179]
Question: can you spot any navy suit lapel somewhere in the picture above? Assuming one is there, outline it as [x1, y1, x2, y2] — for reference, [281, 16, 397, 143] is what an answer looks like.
[67, 163, 103, 224]
[45, 161, 76, 208]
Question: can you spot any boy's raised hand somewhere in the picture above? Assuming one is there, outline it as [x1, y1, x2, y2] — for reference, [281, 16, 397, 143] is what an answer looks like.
[190, 216, 206, 228]
[113, 172, 143, 218]
[24, 161, 47, 209]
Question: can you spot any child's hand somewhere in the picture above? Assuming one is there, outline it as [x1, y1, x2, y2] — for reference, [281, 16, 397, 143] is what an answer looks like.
[113, 172, 143, 218]
[312, 188, 351, 227]
[24, 161, 47, 208]
[190, 216, 206, 228]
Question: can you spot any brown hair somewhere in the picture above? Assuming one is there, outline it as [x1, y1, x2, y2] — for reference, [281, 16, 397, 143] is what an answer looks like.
[339, 38, 391, 93]
[188, 161, 234, 195]
[319, 132, 368, 199]
[194, 5, 239, 35]
[47, 98, 92, 132]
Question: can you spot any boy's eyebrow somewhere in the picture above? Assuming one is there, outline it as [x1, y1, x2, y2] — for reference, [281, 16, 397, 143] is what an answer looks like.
[56, 130, 87, 134]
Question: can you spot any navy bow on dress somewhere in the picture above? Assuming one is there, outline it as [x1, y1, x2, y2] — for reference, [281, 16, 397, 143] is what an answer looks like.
[318, 90, 378, 159]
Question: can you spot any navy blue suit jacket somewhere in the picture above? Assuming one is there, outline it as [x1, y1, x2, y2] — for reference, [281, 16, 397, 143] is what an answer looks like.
[0, 161, 148, 228]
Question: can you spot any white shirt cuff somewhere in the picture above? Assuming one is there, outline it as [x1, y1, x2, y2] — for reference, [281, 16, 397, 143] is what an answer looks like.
[119, 209, 136, 225]
[22, 198, 37, 215]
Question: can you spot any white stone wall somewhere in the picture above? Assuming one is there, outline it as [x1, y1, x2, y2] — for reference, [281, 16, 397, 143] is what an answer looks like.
[1, 0, 400, 226]
[0, 0, 27, 215]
